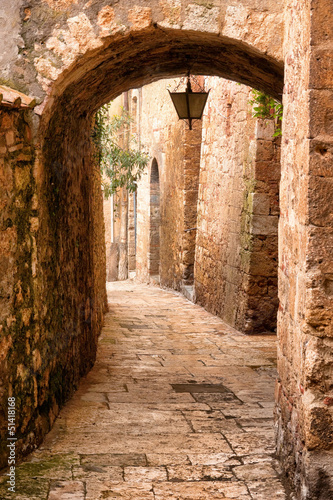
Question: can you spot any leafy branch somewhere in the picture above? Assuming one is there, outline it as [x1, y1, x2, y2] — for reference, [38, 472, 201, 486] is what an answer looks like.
[249, 90, 283, 137]
[92, 103, 149, 197]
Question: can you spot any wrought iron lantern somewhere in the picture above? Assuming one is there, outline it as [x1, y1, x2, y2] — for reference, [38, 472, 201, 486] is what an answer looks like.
[168, 75, 209, 130]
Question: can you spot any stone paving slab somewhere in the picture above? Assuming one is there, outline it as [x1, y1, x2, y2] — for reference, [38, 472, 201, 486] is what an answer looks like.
[48, 480, 85, 500]
[85, 481, 155, 500]
[153, 481, 251, 499]
[0, 281, 290, 499]
[45, 432, 234, 455]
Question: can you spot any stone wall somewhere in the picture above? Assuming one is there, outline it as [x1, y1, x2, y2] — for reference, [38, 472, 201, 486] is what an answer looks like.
[276, 0, 333, 496]
[0, 98, 107, 468]
[1, 1, 332, 494]
[0, 0, 284, 105]
[0, 105, 36, 467]
[240, 119, 281, 333]
[103, 99, 124, 282]
[181, 122, 202, 286]
[105, 79, 202, 291]
[194, 77, 280, 334]
[135, 78, 202, 290]
[102, 94, 140, 281]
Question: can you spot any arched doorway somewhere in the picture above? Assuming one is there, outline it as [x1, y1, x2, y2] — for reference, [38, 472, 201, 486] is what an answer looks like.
[149, 159, 161, 280]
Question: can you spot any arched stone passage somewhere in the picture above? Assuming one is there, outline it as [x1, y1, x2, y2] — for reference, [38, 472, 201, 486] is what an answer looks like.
[37, 28, 283, 125]
[0, 12, 285, 469]
[3, 0, 284, 107]
[149, 159, 161, 277]
[31, 28, 285, 423]
[0, 19, 283, 461]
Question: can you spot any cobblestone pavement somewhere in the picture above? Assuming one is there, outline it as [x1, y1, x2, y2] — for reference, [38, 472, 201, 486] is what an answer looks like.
[0, 281, 289, 499]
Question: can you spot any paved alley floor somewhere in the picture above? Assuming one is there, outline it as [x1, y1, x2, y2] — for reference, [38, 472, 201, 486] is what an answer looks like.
[0, 281, 289, 499]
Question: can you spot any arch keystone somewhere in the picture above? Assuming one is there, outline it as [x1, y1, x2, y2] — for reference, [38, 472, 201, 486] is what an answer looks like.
[159, 0, 181, 28]
[183, 4, 220, 33]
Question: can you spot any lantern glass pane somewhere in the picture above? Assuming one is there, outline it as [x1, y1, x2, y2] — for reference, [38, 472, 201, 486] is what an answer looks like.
[188, 93, 209, 119]
[169, 92, 189, 119]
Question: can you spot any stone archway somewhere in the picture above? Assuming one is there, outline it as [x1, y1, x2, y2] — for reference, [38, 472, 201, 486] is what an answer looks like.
[3, 0, 284, 106]
[0, 16, 284, 463]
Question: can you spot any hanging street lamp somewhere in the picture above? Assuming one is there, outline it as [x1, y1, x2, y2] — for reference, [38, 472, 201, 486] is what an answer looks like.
[168, 75, 210, 130]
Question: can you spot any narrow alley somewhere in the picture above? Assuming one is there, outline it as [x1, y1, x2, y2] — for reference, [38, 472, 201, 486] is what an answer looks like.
[0, 282, 288, 500]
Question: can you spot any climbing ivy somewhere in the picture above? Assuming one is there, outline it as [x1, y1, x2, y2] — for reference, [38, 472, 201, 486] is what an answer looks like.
[249, 90, 283, 137]
[92, 103, 150, 197]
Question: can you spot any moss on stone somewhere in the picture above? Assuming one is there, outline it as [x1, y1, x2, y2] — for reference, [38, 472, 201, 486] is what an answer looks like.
[0, 453, 78, 499]
[192, 0, 215, 9]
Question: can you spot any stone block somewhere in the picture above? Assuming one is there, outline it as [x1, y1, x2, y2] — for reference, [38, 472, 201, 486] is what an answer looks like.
[309, 138, 333, 177]
[304, 405, 333, 449]
[243, 276, 268, 296]
[304, 285, 333, 336]
[255, 161, 281, 181]
[159, 0, 181, 29]
[182, 4, 220, 33]
[308, 176, 333, 227]
[250, 215, 278, 235]
[249, 251, 278, 277]
[309, 89, 333, 137]
[310, 0, 333, 45]
[255, 119, 275, 141]
[249, 193, 270, 215]
[310, 48, 333, 89]
[306, 226, 333, 274]
[128, 6, 152, 30]
[256, 140, 275, 162]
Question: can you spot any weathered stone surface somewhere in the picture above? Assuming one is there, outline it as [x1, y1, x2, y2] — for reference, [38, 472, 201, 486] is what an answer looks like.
[222, 5, 284, 61]
[194, 78, 280, 334]
[276, 0, 333, 497]
[251, 215, 279, 235]
[0, 104, 107, 468]
[48, 480, 85, 500]
[182, 4, 220, 33]
[0, 281, 286, 498]
[250, 193, 271, 215]
[121, 78, 202, 289]
[0, 0, 284, 473]
[0, 0, 284, 105]
[0, 1, 24, 81]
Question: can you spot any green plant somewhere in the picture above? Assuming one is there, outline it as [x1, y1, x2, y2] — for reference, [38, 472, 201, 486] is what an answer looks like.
[92, 103, 150, 197]
[249, 90, 283, 137]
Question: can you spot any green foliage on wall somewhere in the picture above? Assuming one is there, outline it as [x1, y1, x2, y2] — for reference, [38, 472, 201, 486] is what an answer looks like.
[92, 103, 149, 197]
[249, 90, 283, 137]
